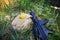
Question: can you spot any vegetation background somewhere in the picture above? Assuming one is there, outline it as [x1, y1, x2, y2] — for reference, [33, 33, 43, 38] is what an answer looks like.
[0, 0, 60, 40]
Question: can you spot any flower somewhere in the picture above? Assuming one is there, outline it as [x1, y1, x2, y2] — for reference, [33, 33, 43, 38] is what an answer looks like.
[20, 13, 26, 19]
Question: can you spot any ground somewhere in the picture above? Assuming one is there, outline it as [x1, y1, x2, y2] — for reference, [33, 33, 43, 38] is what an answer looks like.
[0, 0, 60, 40]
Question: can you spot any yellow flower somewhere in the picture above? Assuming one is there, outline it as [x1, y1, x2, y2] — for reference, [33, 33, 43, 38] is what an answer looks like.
[20, 13, 26, 19]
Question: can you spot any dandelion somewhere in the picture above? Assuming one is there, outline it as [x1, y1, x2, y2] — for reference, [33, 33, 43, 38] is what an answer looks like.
[20, 13, 26, 19]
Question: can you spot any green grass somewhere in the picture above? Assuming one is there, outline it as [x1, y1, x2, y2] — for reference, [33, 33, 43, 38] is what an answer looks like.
[0, 0, 60, 40]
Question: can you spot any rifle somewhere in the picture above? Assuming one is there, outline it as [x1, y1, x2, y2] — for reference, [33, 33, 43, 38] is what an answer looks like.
[30, 11, 52, 40]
